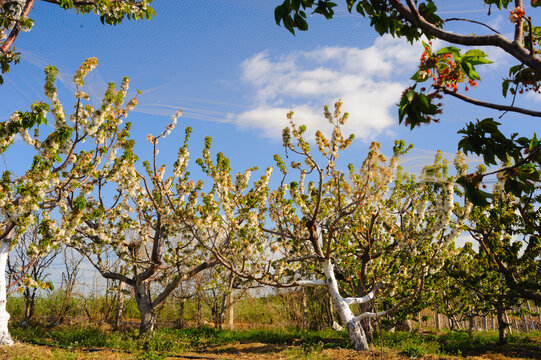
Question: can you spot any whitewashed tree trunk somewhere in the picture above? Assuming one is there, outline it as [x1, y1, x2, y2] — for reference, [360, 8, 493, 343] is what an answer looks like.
[227, 294, 234, 330]
[322, 259, 369, 351]
[115, 272, 126, 329]
[0, 239, 13, 345]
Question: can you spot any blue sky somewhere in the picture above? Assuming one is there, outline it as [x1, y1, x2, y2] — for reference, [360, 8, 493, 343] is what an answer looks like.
[2, 0, 540, 291]
[1, 0, 539, 179]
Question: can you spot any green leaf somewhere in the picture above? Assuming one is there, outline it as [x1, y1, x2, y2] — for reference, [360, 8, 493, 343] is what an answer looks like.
[294, 13, 308, 30]
[437, 46, 461, 59]
[502, 80, 510, 97]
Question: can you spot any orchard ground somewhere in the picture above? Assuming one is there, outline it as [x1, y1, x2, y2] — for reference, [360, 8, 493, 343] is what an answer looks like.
[0, 324, 539, 359]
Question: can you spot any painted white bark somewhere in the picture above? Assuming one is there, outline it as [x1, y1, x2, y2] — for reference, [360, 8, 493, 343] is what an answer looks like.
[296, 279, 326, 286]
[0, 239, 13, 345]
[227, 294, 234, 330]
[322, 259, 369, 351]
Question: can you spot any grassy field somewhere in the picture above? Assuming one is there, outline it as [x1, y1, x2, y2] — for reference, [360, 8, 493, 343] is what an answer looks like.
[1, 325, 540, 359]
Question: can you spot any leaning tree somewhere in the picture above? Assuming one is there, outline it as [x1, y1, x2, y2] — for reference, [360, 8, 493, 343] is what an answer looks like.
[192, 102, 471, 351]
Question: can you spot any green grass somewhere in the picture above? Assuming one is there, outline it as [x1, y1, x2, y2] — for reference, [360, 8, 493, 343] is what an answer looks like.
[9, 323, 541, 359]
[9, 324, 348, 356]
[374, 329, 541, 358]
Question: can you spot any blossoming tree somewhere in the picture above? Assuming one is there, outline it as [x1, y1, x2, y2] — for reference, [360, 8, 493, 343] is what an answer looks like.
[0, 57, 137, 344]
[274, 0, 541, 203]
[193, 102, 472, 351]
[67, 117, 217, 335]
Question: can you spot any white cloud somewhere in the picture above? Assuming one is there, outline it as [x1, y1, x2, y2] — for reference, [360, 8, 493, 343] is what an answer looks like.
[229, 35, 424, 141]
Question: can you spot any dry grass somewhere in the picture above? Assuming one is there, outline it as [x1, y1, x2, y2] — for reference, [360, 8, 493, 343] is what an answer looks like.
[0, 342, 130, 359]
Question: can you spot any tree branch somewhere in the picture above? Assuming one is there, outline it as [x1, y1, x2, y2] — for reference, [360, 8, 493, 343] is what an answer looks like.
[84, 252, 135, 286]
[388, 0, 541, 73]
[0, 0, 35, 54]
[152, 259, 218, 308]
[442, 18, 501, 35]
[437, 85, 541, 117]
[343, 282, 383, 305]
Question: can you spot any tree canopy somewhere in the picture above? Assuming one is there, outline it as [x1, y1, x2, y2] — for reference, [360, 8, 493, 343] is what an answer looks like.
[274, 0, 541, 204]
[0, 0, 155, 84]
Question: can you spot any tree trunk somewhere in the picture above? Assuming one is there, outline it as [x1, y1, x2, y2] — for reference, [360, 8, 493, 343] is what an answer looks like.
[322, 259, 369, 351]
[538, 306, 541, 331]
[467, 306, 475, 335]
[0, 239, 14, 345]
[482, 315, 487, 331]
[178, 298, 186, 328]
[217, 293, 226, 330]
[497, 304, 507, 345]
[23, 287, 36, 324]
[328, 294, 335, 325]
[195, 291, 202, 327]
[134, 282, 156, 335]
[227, 292, 234, 330]
[436, 310, 441, 330]
[522, 304, 529, 333]
[115, 276, 126, 330]
[302, 287, 308, 330]
[218, 274, 235, 330]
[358, 303, 373, 343]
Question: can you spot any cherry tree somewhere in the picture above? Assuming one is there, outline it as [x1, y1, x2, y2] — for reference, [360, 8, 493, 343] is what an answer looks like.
[274, 0, 540, 202]
[67, 117, 217, 335]
[192, 102, 471, 351]
[465, 182, 540, 301]
[440, 240, 522, 344]
[0, 57, 138, 344]
[6, 214, 59, 325]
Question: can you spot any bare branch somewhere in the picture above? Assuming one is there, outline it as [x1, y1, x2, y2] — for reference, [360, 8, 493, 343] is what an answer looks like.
[442, 18, 501, 35]
[437, 85, 541, 117]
